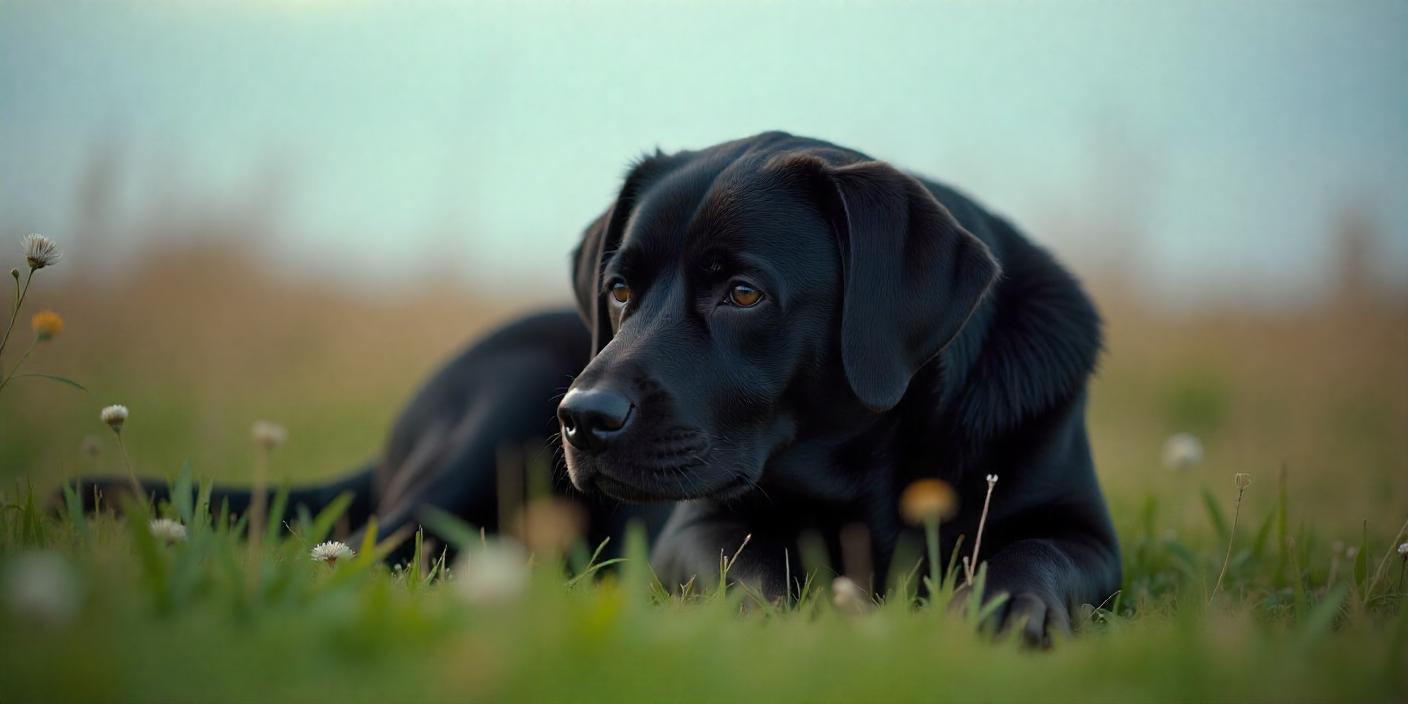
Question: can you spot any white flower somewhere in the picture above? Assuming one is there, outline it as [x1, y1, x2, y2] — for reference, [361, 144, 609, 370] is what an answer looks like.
[455, 540, 528, 604]
[310, 541, 355, 565]
[2, 551, 80, 626]
[251, 421, 288, 451]
[100, 404, 129, 432]
[1161, 433, 1203, 471]
[1397, 542, 1408, 557]
[985, 474, 999, 484]
[831, 576, 874, 615]
[21, 233, 61, 270]
[148, 518, 188, 545]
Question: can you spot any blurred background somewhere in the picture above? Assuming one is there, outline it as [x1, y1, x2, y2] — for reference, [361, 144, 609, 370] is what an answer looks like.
[1, 1, 1404, 543]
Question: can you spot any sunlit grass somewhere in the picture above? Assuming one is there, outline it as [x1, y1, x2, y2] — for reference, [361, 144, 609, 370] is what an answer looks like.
[2, 240, 1407, 702]
[1, 465, 1405, 703]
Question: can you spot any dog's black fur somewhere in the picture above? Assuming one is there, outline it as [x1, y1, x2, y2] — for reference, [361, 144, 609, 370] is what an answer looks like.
[76, 132, 1119, 645]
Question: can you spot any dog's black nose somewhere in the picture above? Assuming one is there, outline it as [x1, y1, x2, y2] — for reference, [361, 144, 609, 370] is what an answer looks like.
[557, 387, 634, 452]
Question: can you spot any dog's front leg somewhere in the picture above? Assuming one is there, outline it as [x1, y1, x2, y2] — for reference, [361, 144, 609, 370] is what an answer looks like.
[968, 533, 1119, 647]
[961, 391, 1121, 646]
[650, 501, 797, 602]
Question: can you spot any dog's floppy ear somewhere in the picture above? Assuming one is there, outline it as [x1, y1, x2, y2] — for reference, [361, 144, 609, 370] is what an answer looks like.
[571, 209, 615, 355]
[818, 159, 1000, 412]
[570, 150, 681, 356]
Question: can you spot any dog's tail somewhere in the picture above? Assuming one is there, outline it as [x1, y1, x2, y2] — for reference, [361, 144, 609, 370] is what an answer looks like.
[68, 462, 378, 528]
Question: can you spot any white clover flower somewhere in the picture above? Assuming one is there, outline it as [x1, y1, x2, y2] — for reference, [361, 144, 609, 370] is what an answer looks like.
[21, 233, 61, 270]
[1161, 433, 1203, 471]
[310, 541, 355, 565]
[100, 404, 129, 432]
[831, 575, 874, 615]
[251, 421, 288, 451]
[455, 540, 528, 605]
[148, 518, 188, 545]
[1398, 542, 1408, 557]
[2, 551, 80, 626]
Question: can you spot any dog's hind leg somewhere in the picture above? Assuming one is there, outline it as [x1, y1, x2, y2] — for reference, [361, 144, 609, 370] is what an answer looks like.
[67, 461, 377, 529]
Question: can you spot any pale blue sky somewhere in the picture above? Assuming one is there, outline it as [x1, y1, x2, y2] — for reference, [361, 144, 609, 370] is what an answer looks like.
[3, 0, 1405, 304]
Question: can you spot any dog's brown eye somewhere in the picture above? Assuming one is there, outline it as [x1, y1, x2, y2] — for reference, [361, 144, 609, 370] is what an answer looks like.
[609, 282, 632, 304]
[728, 283, 762, 307]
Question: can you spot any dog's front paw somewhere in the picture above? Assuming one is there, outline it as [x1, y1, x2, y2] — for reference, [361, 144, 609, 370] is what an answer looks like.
[951, 587, 1071, 648]
[996, 591, 1071, 648]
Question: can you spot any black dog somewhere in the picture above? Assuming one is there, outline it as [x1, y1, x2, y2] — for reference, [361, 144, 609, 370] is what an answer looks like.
[79, 132, 1119, 644]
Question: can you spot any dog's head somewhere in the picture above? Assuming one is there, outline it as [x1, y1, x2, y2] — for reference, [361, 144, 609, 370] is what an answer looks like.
[560, 132, 999, 502]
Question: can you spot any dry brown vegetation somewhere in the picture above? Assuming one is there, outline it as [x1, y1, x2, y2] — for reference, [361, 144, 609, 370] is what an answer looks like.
[3, 238, 1405, 546]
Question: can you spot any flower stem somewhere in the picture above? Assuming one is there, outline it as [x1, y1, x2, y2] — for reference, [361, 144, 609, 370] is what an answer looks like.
[966, 478, 998, 587]
[925, 519, 940, 597]
[0, 336, 38, 394]
[247, 447, 270, 594]
[1210, 484, 1248, 604]
[116, 433, 144, 503]
[0, 268, 34, 369]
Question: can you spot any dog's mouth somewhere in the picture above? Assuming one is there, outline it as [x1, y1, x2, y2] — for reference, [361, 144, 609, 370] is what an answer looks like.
[569, 452, 758, 502]
[590, 471, 754, 502]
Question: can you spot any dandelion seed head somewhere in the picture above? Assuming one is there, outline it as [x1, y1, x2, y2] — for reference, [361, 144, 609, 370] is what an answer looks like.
[898, 479, 958, 526]
[2, 551, 80, 626]
[148, 518, 187, 545]
[251, 421, 288, 451]
[31, 310, 63, 341]
[831, 575, 873, 615]
[21, 233, 61, 270]
[455, 540, 528, 605]
[100, 404, 129, 432]
[310, 541, 355, 565]
[1161, 433, 1204, 471]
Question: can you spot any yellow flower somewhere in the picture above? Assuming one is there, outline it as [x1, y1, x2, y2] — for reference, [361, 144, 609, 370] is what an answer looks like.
[31, 310, 63, 341]
[899, 479, 958, 525]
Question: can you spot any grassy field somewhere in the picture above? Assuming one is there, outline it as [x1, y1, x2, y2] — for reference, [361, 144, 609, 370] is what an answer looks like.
[2, 241, 1407, 703]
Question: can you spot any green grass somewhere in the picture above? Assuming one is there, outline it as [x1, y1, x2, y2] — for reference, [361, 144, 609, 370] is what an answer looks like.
[1, 467, 1404, 704]
[2, 250, 1406, 702]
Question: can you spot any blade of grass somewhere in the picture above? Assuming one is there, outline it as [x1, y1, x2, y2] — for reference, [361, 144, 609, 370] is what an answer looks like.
[307, 491, 354, 545]
[171, 460, 194, 524]
[1200, 485, 1230, 543]
[61, 482, 90, 545]
[1296, 584, 1348, 649]
[419, 505, 481, 551]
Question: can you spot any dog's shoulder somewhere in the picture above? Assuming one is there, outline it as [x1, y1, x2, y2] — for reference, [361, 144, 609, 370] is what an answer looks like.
[919, 179, 1102, 440]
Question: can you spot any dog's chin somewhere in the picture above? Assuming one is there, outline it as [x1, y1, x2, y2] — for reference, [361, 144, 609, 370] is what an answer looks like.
[565, 454, 758, 503]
